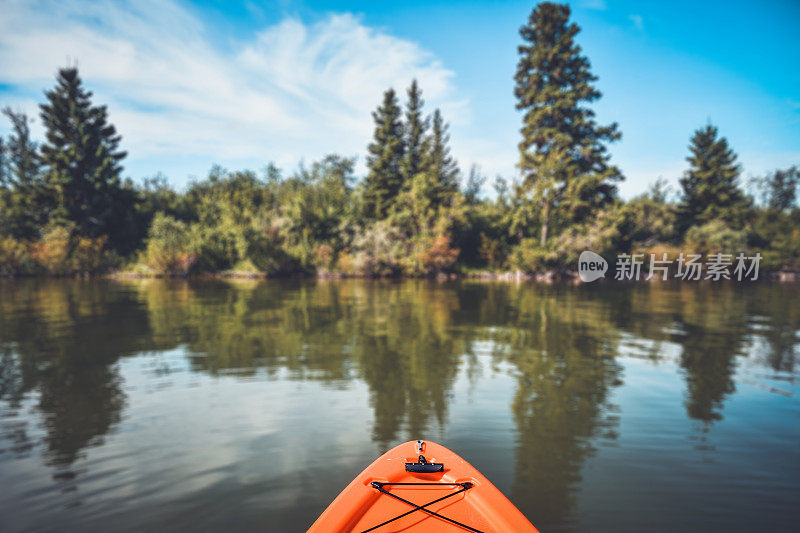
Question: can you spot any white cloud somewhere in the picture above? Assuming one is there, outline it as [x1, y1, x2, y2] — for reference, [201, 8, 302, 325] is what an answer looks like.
[629, 14, 644, 32]
[0, 0, 465, 180]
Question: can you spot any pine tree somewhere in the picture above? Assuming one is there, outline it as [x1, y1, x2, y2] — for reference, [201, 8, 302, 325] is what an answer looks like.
[2, 108, 40, 189]
[1, 108, 45, 239]
[39, 67, 137, 251]
[363, 88, 404, 219]
[678, 124, 748, 231]
[424, 108, 459, 209]
[402, 80, 429, 186]
[398, 106, 460, 236]
[763, 166, 799, 212]
[514, 2, 622, 245]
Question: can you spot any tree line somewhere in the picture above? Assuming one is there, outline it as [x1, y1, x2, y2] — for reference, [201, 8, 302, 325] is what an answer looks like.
[1, 2, 798, 277]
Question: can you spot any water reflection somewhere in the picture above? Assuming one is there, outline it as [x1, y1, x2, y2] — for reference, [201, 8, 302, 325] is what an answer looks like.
[0, 279, 798, 531]
[0, 281, 145, 470]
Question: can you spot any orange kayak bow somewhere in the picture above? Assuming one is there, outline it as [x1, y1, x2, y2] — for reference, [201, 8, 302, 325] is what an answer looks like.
[308, 440, 538, 532]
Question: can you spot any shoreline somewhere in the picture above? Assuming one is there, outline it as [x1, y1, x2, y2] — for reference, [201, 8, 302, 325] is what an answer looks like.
[3, 269, 798, 283]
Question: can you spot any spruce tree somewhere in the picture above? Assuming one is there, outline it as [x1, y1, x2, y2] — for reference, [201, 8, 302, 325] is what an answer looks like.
[39, 67, 137, 251]
[2, 108, 40, 189]
[1, 108, 44, 239]
[425, 108, 459, 209]
[363, 88, 404, 219]
[514, 2, 622, 245]
[763, 166, 798, 212]
[402, 80, 429, 186]
[678, 124, 748, 231]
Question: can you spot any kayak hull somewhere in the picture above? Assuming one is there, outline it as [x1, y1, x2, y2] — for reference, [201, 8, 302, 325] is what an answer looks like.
[308, 440, 538, 532]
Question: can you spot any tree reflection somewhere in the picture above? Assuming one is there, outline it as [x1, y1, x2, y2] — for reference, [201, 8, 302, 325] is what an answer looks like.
[1, 278, 798, 528]
[351, 282, 463, 446]
[128, 279, 464, 447]
[468, 285, 624, 529]
[750, 285, 799, 373]
[0, 280, 145, 469]
[670, 285, 748, 423]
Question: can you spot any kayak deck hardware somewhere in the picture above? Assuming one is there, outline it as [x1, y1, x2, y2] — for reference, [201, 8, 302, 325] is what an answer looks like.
[360, 481, 483, 533]
[405, 454, 444, 473]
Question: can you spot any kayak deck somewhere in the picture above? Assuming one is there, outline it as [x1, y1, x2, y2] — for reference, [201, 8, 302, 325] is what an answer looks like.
[308, 440, 538, 532]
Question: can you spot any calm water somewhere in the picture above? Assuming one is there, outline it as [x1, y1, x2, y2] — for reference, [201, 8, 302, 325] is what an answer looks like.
[0, 279, 798, 532]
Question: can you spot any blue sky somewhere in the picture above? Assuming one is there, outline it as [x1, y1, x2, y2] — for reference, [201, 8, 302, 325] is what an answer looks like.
[0, 0, 798, 197]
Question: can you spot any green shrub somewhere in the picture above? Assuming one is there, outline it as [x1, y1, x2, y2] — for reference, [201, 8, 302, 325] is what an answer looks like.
[511, 203, 630, 272]
[31, 226, 73, 275]
[346, 221, 408, 276]
[0, 236, 33, 275]
[141, 214, 196, 275]
[683, 220, 746, 256]
[245, 223, 298, 275]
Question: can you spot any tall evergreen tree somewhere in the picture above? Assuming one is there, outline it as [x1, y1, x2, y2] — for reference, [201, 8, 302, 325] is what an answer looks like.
[363, 88, 404, 219]
[402, 80, 429, 186]
[39, 67, 138, 251]
[399, 106, 461, 236]
[760, 166, 798, 212]
[514, 2, 622, 245]
[424, 108, 459, 209]
[1, 108, 45, 239]
[678, 124, 748, 231]
[2, 108, 40, 189]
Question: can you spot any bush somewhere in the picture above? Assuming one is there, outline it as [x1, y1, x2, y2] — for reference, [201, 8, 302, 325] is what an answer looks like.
[141, 214, 196, 275]
[245, 223, 298, 275]
[313, 243, 335, 273]
[0, 236, 33, 275]
[684, 220, 746, 256]
[25, 225, 116, 275]
[421, 234, 460, 274]
[31, 226, 73, 275]
[478, 232, 507, 270]
[624, 195, 677, 246]
[510, 203, 630, 272]
[347, 221, 408, 276]
[71, 235, 119, 273]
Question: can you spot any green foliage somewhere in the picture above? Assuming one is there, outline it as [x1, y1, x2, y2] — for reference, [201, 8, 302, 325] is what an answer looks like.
[39, 67, 139, 254]
[0, 47, 798, 279]
[140, 214, 195, 275]
[747, 209, 800, 270]
[363, 88, 404, 219]
[401, 80, 429, 186]
[2, 107, 40, 189]
[683, 220, 746, 256]
[341, 220, 408, 276]
[418, 108, 459, 213]
[26, 224, 117, 275]
[0, 235, 33, 275]
[678, 124, 749, 233]
[753, 166, 799, 212]
[0, 136, 7, 186]
[514, 2, 622, 245]
[511, 202, 630, 271]
[453, 175, 510, 269]
[31, 225, 73, 274]
[624, 184, 678, 247]
[420, 234, 460, 274]
[0, 108, 46, 239]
